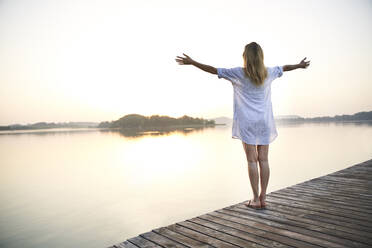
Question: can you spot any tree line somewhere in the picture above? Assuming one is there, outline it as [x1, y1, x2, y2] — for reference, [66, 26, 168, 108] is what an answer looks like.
[305, 111, 372, 122]
[276, 111, 372, 123]
[98, 114, 215, 129]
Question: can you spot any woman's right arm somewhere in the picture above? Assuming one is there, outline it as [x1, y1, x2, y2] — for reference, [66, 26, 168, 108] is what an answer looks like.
[176, 53, 217, 75]
[283, 57, 310, 72]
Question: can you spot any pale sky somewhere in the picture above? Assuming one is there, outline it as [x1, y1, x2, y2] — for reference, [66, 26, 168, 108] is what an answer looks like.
[0, 0, 371, 125]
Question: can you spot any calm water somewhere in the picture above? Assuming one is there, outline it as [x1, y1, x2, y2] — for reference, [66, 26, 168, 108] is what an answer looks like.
[1, 122, 372, 248]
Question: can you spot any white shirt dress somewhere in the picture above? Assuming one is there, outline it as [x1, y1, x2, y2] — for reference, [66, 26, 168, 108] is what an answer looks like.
[217, 66, 284, 145]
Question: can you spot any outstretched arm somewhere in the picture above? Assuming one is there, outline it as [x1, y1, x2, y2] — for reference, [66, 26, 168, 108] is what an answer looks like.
[283, 57, 310, 72]
[175, 53, 217, 75]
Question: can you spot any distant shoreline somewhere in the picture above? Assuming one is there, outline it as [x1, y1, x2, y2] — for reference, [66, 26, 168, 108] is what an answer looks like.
[0, 125, 99, 131]
[275, 119, 372, 124]
[3, 120, 372, 131]
[2, 121, 372, 135]
[0, 123, 225, 132]
[2, 110, 371, 131]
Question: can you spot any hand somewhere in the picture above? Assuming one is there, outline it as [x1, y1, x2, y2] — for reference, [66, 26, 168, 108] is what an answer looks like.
[299, 57, 310, 69]
[175, 53, 194, 65]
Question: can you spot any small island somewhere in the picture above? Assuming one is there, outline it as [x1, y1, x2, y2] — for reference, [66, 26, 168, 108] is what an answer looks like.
[98, 114, 216, 130]
[97, 114, 217, 138]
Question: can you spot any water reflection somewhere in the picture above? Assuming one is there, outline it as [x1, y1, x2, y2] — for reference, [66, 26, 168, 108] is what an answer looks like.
[276, 120, 372, 127]
[101, 126, 213, 139]
[331, 120, 372, 126]
[0, 126, 216, 139]
[1, 121, 371, 137]
[1, 122, 372, 248]
[0, 128, 100, 136]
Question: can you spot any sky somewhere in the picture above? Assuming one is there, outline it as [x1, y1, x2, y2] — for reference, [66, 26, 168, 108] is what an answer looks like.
[0, 0, 371, 125]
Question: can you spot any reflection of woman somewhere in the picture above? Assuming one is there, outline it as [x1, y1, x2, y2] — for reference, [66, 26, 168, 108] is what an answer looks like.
[176, 42, 310, 209]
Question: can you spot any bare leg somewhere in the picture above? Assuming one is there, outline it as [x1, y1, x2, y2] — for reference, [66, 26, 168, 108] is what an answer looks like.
[257, 145, 270, 207]
[242, 142, 261, 208]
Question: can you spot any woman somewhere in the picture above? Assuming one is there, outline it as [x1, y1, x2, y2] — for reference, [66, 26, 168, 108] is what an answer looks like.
[175, 42, 310, 209]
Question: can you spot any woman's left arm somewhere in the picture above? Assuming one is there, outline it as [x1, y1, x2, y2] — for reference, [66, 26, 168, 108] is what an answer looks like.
[283, 57, 310, 72]
[176, 53, 217, 75]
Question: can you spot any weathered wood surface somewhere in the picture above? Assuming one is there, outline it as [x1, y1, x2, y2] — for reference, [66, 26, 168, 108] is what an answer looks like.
[108, 159, 372, 248]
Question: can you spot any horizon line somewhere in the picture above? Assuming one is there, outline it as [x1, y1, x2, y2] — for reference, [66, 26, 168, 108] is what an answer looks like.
[2, 109, 371, 127]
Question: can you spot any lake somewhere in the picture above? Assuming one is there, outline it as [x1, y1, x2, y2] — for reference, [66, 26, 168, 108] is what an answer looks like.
[1, 122, 372, 248]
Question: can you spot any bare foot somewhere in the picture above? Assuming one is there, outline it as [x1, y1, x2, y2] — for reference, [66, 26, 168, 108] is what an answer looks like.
[244, 199, 262, 209]
[259, 195, 267, 208]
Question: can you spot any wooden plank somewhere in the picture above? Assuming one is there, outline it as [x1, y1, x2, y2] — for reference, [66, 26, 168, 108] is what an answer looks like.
[298, 182, 372, 197]
[334, 164, 372, 171]
[305, 181, 372, 191]
[232, 204, 372, 247]
[127, 236, 162, 248]
[275, 189, 372, 214]
[166, 223, 239, 248]
[218, 208, 348, 248]
[268, 193, 372, 224]
[320, 175, 371, 186]
[140, 231, 187, 248]
[264, 197, 372, 240]
[307, 173, 371, 183]
[270, 191, 372, 219]
[189, 216, 278, 248]
[340, 167, 372, 174]
[287, 185, 372, 209]
[177, 220, 261, 248]
[292, 184, 372, 204]
[114, 241, 139, 248]
[330, 172, 372, 181]
[293, 184, 372, 203]
[308, 174, 371, 185]
[341, 166, 372, 172]
[226, 205, 361, 248]
[332, 172, 372, 179]
[265, 195, 372, 230]
[306, 178, 371, 188]
[299, 176, 372, 188]
[299, 178, 371, 191]
[208, 208, 371, 247]
[201, 212, 307, 248]
[270, 191, 372, 218]
[153, 227, 212, 247]
[332, 167, 372, 174]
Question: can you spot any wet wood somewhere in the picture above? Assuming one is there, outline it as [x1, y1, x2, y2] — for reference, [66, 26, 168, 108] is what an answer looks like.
[108, 158, 372, 248]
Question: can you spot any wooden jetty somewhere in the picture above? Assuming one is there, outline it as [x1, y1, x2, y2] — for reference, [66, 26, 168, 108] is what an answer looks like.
[108, 159, 372, 248]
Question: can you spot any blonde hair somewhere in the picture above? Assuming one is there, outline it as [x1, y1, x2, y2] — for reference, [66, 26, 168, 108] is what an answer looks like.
[243, 42, 267, 86]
